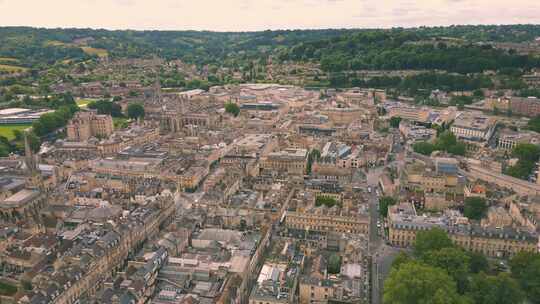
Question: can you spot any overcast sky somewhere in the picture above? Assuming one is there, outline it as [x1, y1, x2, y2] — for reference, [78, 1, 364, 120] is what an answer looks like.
[0, 0, 539, 31]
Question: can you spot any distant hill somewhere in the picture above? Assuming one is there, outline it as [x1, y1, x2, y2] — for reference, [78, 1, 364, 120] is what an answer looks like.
[0, 25, 539, 72]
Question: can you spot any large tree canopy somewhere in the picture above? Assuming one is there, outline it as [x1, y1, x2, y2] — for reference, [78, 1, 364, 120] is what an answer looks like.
[421, 247, 470, 292]
[468, 273, 524, 304]
[463, 197, 488, 220]
[414, 228, 454, 258]
[383, 261, 466, 304]
[510, 252, 540, 303]
[127, 103, 145, 119]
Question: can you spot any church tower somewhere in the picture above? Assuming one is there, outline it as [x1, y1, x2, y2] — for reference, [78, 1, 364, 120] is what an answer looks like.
[24, 132, 42, 190]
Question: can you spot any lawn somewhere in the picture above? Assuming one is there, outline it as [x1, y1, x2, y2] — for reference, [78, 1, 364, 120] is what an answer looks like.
[81, 47, 108, 58]
[76, 98, 97, 108]
[0, 281, 18, 296]
[0, 64, 28, 73]
[45, 41, 108, 58]
[113, 117, 129, 129]
[0, 57, 19, 62]
[45, 40, 68, 47]
[0, 124, 32, 140]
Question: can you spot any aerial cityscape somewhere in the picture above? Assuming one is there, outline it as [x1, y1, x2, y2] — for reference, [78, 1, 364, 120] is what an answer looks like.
[0, 1, 540, 304]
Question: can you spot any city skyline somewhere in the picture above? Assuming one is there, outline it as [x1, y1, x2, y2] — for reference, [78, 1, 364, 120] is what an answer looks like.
[0, 0, 539, 31]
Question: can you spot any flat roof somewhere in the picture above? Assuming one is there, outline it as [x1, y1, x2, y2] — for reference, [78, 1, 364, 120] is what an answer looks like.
[0, 108, 31, 116]
[2, 189, 40, 208]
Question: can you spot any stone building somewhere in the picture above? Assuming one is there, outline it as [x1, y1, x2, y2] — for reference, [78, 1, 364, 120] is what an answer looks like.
[66, 111, 114, 142]
[284, 190, 369, 235]
[388, 203, 537, 258]
[450, 112, 495, 143]
[260, 148, 308, 176]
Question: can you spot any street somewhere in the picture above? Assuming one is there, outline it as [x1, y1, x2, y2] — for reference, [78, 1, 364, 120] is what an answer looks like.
[366, 132, 407, 304]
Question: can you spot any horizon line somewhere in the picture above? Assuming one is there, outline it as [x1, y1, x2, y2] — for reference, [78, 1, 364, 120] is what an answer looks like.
[1, 23, 539, 34]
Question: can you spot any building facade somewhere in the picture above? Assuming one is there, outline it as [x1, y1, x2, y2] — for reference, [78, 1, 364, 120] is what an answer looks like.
[67, 111, 114, 141]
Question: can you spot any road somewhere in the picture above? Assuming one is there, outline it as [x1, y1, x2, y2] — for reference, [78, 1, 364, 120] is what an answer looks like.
[367, 131, 407, 304]
[365, 167, 384, 304]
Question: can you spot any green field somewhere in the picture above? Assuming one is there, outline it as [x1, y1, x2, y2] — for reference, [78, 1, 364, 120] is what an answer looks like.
[45, 40, 67, 46]
[81, 46, 108, 58]
[0, 57, 19, 62]
[76, 98, 97, 108]
[45, 41, 108, 58]
[0, 124, 32, 140]
[0, 64, 28, 73]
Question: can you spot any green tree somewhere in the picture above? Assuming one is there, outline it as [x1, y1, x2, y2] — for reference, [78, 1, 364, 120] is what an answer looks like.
[391, 252, 411, 270]
[224, 102, 240, 117]
[31, 120, 46, 136]
[447, 142, 466, 156]
[463, 197, 488, 220]
[467, 251, 489, 274]
[306, 149, 321, 175]
[506, 161, 535, 180]
[510, 252, 540, 303]
[26, 131, 41, 153]
[422, 247, 470, 293]
[379, 196, 397, 217]
[527, 116, 540, 132]
[127, 103, 145, 119]
[412, 130, 466, 156]
[468, 273, 524, 304]
[88, 100, 123, 117]
[328, 254, 341, 274]
[513, 143, 540, 162]
[506, 143, 540, 180]
[315, 196, 339, 208]
[31, 105, 77, 137]
[21, 280, 32, 291]
[435, 131, 457, 150]
[389, 116, 402, 128]
[413, 141, 436, 156]
[414, 228, 454, 257]
[0, 143, 9, 157]
[383, 261, 465, 304]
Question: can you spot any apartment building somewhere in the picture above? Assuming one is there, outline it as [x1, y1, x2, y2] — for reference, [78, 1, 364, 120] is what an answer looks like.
[285, 191, 370, 235]
[388, 105, 431, 123]
[260, 148, 308, 176]
[388, 203, 537, 258]
[29, 192, 176, 304]
[510, 97, 540, 117]
[523, 72, 540, 86]
[298, 254, 366, 304]
[324, 106, 371, 125]
[404, 161, 460, 193]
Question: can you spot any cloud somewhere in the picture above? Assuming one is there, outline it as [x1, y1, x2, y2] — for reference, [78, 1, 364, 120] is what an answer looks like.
[0, 0, 537, 31]
[113, 0, 135, 6]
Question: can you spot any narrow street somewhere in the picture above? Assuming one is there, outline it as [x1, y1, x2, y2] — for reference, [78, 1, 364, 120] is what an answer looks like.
[366, 167, 384, 304]
[367, 132, 407, 304]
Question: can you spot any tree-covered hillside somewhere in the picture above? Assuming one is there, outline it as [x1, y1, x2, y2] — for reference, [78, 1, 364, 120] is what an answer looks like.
[0, 25, 539, 71]
[278, 30, 540, 73]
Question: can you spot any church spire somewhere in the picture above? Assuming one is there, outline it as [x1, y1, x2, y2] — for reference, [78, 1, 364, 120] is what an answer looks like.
[24, 132, 36, 173]
[24, 132, 43, 191]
